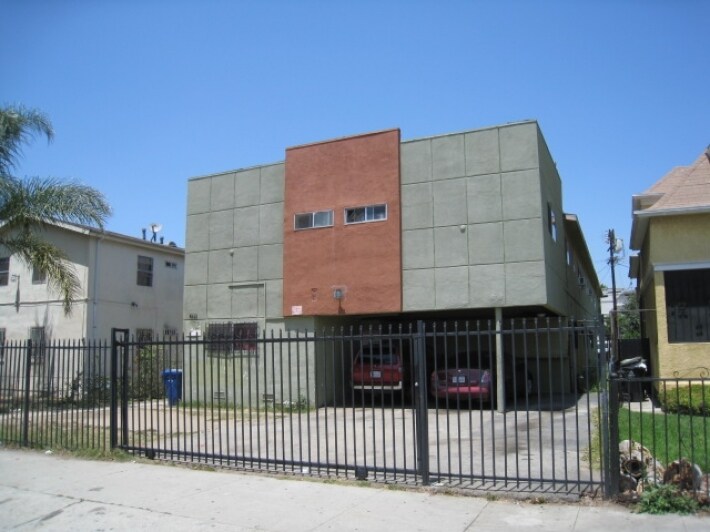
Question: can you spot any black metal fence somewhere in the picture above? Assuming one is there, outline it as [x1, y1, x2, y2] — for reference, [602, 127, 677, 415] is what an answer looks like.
[612, 373, 709, 498]
[0, 338, 112, 451]
[3, 319, 705, 499]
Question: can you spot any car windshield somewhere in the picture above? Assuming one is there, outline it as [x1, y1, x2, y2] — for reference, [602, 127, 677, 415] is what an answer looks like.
[357, 344, 399, 365]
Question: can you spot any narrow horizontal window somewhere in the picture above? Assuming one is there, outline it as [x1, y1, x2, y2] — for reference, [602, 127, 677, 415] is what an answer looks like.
[344, 204, 387, 225]
[294, 210, 333, 230]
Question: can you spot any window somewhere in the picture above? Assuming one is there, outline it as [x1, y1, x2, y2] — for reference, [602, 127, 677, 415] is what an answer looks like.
[665, 268, 710, 343]
[136, 328, 154, 342]
[344, 204, 387, 225]
[30, 327, 46, 363]
[0, 257, 9, 286]
[294, 210, 333, 230]
[137, 256, 153, 286]
[32, 266, 46, 284]
[163, 326, 178, 337]
[165, 261, 178, 269]
[205, 322, 258, 357]
[547, 203, 557, 242]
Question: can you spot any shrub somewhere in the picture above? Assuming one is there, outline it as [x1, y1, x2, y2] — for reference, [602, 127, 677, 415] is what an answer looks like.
[636, 484, 700, 515]
[658, 384, 709, 417]
[61, 373, 111, 408]
[130, 346, 164, 400]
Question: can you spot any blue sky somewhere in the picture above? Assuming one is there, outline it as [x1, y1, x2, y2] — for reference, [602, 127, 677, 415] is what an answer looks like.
[2, 0, 709, 289]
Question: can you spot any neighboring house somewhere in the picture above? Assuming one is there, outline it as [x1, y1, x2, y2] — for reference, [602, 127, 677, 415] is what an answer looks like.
[630, 147, 710, 379]
[0, 221, 184, 343]
[600, 288, 633, 319]
[184, 121, 601, 399]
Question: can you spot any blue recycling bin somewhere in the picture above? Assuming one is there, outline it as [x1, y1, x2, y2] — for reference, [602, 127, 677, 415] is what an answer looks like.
[161, 369, 183, 406]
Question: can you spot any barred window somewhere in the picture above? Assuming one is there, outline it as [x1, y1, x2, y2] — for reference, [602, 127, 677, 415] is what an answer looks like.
[136, 328, 154, 342]
[205, 322, 258, 357]
[665, 268, 710, 343]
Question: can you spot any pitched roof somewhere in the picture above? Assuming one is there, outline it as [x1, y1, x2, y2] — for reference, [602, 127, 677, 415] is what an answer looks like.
[630, 148, 710, 250]
[641, 150, 710, 213]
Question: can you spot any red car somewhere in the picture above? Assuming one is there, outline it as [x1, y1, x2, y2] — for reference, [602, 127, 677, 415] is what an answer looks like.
[352, 342, 408, 394]
[430, 352, 533, 406]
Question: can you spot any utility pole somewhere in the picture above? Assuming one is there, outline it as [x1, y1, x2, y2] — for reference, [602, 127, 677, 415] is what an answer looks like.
[608, 229, 618, 320]
[607, 229, 620, 372]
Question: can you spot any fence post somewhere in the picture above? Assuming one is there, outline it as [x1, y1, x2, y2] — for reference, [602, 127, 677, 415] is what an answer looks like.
[605, 375, 620, 498]
[414, 320, 429, 485]
[110, 328, 130, 450]
[601, 319, 621, 499]
[110, 331, 118, 449]
[21, 340, 33, 447]
[121, 337, 129, 447]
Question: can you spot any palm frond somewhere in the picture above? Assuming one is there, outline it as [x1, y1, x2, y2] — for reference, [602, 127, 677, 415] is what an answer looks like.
[1, 232, 80, 315]
[0, 105, 54, 176]
[0, 175, 111, 229]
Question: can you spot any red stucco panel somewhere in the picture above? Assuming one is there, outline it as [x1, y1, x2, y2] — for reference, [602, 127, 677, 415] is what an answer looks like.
[283, 129, 402, 316]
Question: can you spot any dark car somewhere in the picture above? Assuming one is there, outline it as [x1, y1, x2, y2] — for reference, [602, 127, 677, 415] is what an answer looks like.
[352, 341, 409, 394]
[430, 351, 533, 406]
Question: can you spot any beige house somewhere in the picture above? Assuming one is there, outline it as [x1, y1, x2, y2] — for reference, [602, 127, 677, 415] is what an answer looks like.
[630, 147, 710, 378]
[0, 222, 184, 343]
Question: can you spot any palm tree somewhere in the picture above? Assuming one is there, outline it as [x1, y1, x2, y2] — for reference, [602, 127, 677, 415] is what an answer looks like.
[0, 105, 111, 314]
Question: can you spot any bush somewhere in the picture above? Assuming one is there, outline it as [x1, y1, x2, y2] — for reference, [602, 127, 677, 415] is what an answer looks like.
[658, 384, 710, 417]
[78, 375, 111, 407]
[130, 346, 164, 400]
[636, 484, 700, 515]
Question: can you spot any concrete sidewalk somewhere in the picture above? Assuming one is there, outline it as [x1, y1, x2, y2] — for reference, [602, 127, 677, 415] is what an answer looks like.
[0, 449, 705, 531]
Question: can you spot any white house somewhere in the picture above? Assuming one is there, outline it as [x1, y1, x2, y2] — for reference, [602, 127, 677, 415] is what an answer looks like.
[0, 222, 184, 343]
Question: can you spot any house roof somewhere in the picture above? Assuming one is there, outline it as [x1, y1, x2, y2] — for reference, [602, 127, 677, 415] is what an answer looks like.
[630, 147, 710, 250]
[0, 219, 185, 256]
[62, 221, 185, 256]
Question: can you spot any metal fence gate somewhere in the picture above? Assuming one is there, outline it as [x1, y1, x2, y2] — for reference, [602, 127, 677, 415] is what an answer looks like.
[1, 319, 612, 497]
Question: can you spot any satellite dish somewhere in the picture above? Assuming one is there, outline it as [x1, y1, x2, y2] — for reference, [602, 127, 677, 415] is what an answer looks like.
[149, 223, 162, 242]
